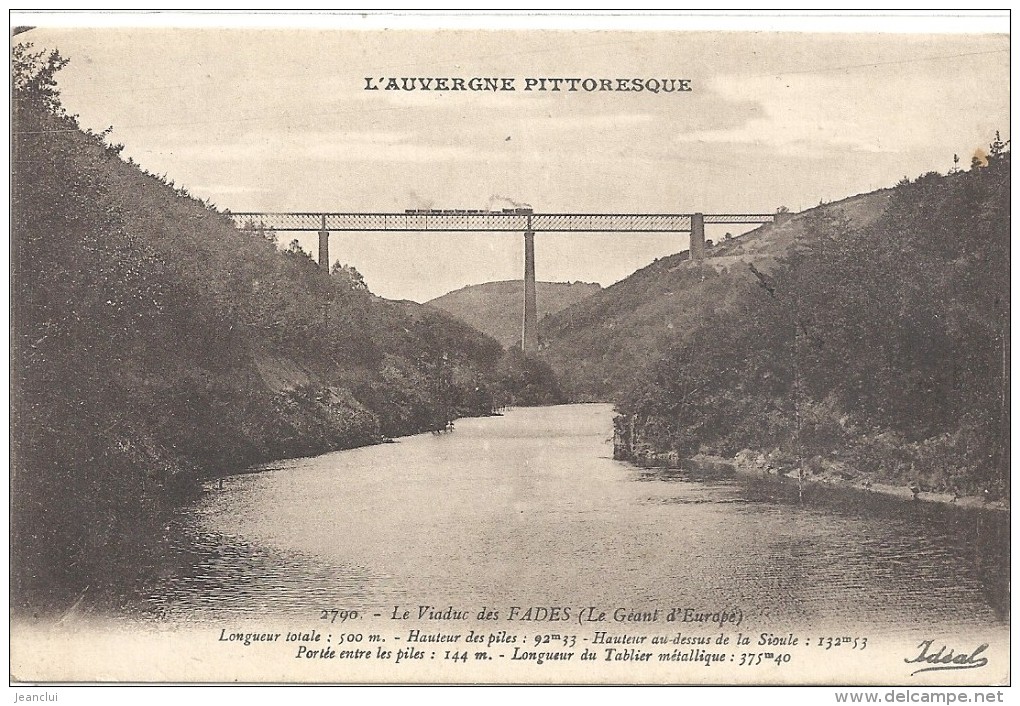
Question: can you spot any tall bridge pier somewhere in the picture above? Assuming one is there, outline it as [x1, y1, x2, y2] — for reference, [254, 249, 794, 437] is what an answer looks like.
[522, 228, 538, 354]
[231, 209, 779, 358]
[690, 212, 706, 260]
[318, 214, 329, 271]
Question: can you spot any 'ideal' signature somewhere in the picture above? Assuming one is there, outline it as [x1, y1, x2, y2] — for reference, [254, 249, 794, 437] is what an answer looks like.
[905, 640, 989, 676]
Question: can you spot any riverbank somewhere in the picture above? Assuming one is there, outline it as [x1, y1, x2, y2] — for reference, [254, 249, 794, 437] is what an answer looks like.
[685, 451, 1009, 512]
[208, 407, 499, 482]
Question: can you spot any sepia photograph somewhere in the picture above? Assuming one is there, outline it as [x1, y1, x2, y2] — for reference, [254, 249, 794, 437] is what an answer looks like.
[8, 10, 1011, 694]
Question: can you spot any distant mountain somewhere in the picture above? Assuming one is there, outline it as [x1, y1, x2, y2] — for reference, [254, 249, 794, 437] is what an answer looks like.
[427, 280, 602, 348]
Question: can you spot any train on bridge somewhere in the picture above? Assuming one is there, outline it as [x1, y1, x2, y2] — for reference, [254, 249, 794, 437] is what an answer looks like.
[404, 207, 533, 215]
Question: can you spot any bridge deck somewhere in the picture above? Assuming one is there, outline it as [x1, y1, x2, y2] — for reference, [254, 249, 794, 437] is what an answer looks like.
[228, 212, 776, 233]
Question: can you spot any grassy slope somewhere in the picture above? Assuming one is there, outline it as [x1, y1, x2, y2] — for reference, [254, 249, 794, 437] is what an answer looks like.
[541, 190, 893, 401]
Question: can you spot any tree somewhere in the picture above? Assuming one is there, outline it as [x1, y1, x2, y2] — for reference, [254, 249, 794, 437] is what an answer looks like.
[287, 239, 311, 258]
[240, 218, 277, 245]
[331, 261, 368, 291]
[12, 42, 68, 116]
[989, 130, 1009, 158]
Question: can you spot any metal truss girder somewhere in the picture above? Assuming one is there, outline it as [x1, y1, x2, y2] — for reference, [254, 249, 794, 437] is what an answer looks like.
[229, 212, 774, 233]
[703, 214, 776, 225]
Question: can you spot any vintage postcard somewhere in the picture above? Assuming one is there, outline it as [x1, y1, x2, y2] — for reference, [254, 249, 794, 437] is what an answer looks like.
[8, 11, 1010, 692]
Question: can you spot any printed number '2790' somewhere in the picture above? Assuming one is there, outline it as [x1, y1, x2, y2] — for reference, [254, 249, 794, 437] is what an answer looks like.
[320, 609, 359, 624]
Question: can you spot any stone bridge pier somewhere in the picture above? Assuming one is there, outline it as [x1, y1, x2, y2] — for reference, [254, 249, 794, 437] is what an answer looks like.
[318, 214, 329, 270]
[522, 230, 538, 354]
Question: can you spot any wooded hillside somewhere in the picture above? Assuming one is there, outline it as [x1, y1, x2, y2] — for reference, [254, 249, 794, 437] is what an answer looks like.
[10, 44, 539, 606]
[603, 144, 1009, 496]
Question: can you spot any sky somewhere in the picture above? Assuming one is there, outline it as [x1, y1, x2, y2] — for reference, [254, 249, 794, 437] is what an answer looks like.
[15, 13, 1011, 302]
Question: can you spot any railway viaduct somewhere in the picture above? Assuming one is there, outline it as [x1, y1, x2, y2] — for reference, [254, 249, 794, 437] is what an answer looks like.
[228, 209, 781, 353]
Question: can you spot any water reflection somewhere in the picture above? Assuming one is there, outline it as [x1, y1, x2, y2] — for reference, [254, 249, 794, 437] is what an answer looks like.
[134, 528, 397, 624]
[117, 404, 1006, 637]
[638, 464, 1009, 625]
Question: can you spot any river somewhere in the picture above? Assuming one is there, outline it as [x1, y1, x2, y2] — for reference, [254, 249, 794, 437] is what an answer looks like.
[128, 403, 1008, 638]
[13, 403, 1010, 682]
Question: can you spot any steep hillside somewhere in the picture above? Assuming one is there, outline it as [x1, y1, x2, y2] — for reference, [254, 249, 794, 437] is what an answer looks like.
[9, 44, 524, 607]
[541, 189, 894, 401]
[548, 143, 1009, 497]
[427, 280, 601, 348]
